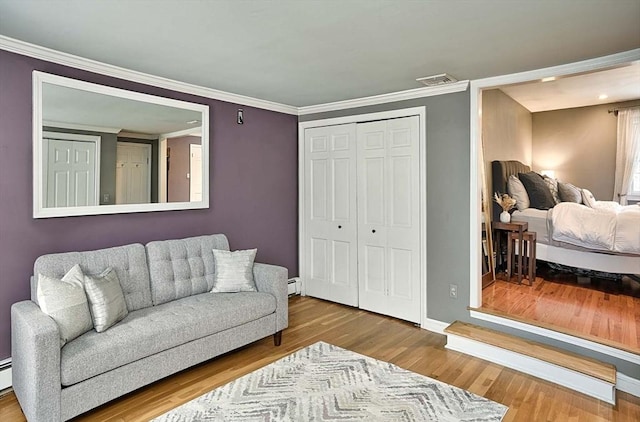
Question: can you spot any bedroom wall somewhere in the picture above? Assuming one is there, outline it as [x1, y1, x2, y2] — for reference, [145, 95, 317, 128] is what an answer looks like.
[481, 88, 532, 195]
[532, 99, 640, 201]
[0, 49, 299, 360]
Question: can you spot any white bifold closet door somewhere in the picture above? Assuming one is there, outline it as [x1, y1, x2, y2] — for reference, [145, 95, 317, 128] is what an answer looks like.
[303, 124, 359, 307]
[303, 116, 421, 323]
[356, 116, 420, 323]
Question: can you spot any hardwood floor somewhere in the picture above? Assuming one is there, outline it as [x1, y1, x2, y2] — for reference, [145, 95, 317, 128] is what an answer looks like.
[1, 295, 639, 421]
[482, 273, 640, 353]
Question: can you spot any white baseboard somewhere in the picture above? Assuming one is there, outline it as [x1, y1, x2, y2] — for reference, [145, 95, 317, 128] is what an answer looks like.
[446, 334, 616, 404]
[617, 372, 640, 398]
[422, 318, 449, 335]
[0, 359, 11, 391]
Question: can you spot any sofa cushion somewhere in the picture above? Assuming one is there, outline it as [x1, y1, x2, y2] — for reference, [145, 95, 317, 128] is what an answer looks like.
[146, 234, 230, 306]
[60, 291, 275, 386]
[33, 243, 152, 312]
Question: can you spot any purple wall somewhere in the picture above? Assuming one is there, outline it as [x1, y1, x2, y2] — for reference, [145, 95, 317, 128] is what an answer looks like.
[0, 50, 299, 360]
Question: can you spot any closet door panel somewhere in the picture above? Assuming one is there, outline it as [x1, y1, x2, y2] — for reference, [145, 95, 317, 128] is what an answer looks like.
[303, 124, 358, 306]
[357, 121, 389, 310]
[384, 116, 421, 322]
[358, 116, 421, 323]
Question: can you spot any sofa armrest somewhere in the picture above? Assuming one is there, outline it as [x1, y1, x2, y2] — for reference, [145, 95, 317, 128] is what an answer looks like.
[11, 300, 62, 422]
[253, 263, 288, 332]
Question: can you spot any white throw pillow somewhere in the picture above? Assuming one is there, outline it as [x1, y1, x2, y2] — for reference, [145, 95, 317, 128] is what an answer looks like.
[507, 175, 530, 211]
[581, 189, 597, 208]
[37, 264, 94, 346]
[84, 267, 129, 332]
[211, 249, 258, 293]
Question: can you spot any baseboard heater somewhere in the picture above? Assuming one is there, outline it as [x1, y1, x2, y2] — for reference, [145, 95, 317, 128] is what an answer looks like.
[0, 358, 12, 392]
[288, 277, 301, 296]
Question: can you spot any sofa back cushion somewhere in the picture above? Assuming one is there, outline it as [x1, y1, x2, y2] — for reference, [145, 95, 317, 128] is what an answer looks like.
[146, 234, 230, 305]
[33, 243, 152, 312]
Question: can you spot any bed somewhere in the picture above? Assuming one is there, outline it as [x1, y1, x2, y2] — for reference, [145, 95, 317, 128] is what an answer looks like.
[491, 160, 640, 274]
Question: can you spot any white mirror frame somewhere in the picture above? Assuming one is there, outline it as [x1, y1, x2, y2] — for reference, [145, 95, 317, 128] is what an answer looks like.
[33, 71, 210, 218]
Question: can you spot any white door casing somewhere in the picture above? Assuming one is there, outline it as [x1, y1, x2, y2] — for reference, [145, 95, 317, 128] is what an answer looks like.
[303, 124, 359, 307]
[357, 116, 421, 323]
[116, 142, 151, 204]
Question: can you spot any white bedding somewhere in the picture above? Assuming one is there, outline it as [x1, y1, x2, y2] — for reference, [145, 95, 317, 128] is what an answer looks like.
[551, 202, 640, 254]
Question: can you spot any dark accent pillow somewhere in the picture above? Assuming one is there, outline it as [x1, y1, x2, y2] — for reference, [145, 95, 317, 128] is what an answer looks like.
[518, 172, 556, 210]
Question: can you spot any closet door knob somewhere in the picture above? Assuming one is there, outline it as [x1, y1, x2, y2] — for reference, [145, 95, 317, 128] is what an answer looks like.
[372, 229, 376, 233]
[338, 225, 342, 229]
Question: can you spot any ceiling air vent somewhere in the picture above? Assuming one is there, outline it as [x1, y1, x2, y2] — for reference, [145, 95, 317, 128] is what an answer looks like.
[416, 73, 458, 87]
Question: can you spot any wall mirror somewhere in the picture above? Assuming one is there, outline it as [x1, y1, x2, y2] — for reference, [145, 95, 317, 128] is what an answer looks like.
[33, 71, 209, 218]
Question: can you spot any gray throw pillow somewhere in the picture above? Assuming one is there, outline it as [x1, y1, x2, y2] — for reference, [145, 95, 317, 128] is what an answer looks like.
[558, 181, 582, 203]
[518, 172, 556, 210]
[84, 268, 128, 332]
[37, 264, 93, 347]
[211, 249, 258, 293]
[507, 175, 530, 210]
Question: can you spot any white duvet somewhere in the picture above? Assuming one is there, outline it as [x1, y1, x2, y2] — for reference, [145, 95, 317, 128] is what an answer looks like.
[551, 202, 640, 254]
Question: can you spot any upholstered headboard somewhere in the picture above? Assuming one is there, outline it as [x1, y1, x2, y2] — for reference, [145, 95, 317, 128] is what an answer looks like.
[491, 160, 531, 221]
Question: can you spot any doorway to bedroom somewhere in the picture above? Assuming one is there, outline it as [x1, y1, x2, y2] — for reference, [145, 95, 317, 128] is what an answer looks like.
[470, 53, 640, 356]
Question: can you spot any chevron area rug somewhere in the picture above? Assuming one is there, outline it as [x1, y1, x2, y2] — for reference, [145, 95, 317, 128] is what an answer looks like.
[153, 341, 508, 421]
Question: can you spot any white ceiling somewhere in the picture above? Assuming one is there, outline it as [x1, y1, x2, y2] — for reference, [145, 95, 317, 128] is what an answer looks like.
[0, 0, 639, 108]
[499, 64, 640, 112]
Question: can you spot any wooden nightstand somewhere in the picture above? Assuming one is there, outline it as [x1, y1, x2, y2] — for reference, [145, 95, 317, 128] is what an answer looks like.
[492, 221, 528, 284]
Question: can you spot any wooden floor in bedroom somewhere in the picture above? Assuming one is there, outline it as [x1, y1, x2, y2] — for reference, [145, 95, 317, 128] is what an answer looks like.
[1, 295, 639, 421]
[482, 265, 640, 353]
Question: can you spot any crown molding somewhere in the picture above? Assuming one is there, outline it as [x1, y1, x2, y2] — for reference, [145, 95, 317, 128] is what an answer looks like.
[298, 81, 469, 115]
[0, 35, 298, 115]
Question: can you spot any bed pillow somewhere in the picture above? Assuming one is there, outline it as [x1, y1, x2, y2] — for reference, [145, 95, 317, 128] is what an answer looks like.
[558, 181, 582, 204]
[37, 264, 94, 346]
[581, 189, 597, 208]
[211, 248, 258, 293]
[542, 175, 560, 204]
[84, 268, 129, 332]
[518, 172, 556, 210]
[507, 175, 530, 210]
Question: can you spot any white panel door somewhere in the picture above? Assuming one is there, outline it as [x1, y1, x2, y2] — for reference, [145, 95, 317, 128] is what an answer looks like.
[116, 142, 151, 204]
[303, 124, 359, 306]
[357, 116, 421, 323]
[45, 139, 97, 208]
[189, 143, 203, 202]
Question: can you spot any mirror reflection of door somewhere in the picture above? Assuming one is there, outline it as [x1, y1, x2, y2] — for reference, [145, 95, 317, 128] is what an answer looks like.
[116, 142, 151, 204]
[189, 144, 203, 202]
[166, 136, 202, 202]
[43, 132, 100, 208]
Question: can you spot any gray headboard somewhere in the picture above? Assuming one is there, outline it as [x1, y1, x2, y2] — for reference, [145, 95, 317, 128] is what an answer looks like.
[491, 160, 531, 221]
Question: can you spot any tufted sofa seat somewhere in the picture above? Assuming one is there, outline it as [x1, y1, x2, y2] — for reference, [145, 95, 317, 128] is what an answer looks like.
[11, 234, 288, 422]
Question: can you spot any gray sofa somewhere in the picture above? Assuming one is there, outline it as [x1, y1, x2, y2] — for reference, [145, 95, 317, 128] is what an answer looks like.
[11, 234, 288, 422]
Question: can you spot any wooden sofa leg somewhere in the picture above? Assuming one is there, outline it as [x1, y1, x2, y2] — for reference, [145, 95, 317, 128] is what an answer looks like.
[274, 331, 282, 346]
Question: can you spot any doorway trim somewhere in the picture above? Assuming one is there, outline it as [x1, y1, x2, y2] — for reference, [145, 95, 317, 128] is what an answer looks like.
[298, 106, 427, 329]
[468, 50, 640, 363]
